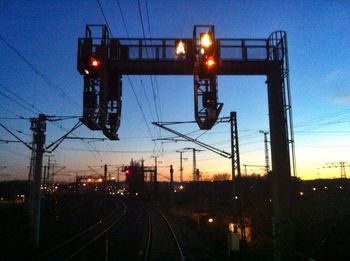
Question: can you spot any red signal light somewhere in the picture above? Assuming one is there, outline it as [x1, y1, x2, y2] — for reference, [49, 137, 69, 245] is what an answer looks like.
[123, 166, 131, 175]
[89, 57, 101, 68]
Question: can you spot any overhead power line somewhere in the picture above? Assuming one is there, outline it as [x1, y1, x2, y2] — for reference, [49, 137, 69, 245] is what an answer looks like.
[0, 35, 80, 112]
[295, 108, 350, 128]
[137, 0, 162, 126]
[116, 0, 130, 37]
[99, 0, 162, 154]
[0, 89, 38, 115]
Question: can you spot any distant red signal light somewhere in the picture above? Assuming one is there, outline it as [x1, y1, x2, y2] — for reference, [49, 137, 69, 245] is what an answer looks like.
[123, 166, 132, 175]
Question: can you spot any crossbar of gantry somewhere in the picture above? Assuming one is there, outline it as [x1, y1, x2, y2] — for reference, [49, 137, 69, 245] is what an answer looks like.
[79, 37, 277, 75]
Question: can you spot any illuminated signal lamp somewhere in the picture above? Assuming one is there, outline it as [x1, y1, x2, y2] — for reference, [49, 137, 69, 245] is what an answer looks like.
[89, 57, 101, 68]
[200, 32, 213, 48]
[205, 56, 216, 69]
[175, 40, 186, 58]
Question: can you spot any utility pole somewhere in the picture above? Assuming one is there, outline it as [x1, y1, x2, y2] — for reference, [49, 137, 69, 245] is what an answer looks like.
[259, 130, 270, 175]
[117, 167, 120, 188]
[176, 150, 188, 182]
[30, 114, 46, 247]
[170, 165, 174, 185]
[151, 156, 160, 190]
[184, 148, 202, 182]
[46, 155, 54, 189]
[230, 112, 241, 179]
[141, 158, 145, 194]
[179, 151, 184, 182]
[154, 156, 157, 187]
[104, 164, 108, 194]
[43, 165, 47, 188]
[1, 115, 82, 248]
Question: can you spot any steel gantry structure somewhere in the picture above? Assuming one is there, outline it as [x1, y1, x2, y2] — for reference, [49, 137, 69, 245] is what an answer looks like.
[77, 24, 295, 260]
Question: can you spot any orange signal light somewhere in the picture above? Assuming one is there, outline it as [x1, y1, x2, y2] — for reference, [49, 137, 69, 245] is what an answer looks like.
[205, 56, 216, 68]
[200, 32, 213, 48]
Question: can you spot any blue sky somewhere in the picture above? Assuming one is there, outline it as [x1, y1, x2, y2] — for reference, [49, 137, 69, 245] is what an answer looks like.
[0, 0, 349, 181]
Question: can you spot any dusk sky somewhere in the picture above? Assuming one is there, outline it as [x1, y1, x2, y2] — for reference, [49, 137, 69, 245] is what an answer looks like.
[0, 0, 349, 182]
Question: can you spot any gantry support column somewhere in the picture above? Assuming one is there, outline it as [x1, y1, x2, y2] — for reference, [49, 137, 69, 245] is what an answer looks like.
[267, 68, 294, 260]
[230, 111, 241, 180]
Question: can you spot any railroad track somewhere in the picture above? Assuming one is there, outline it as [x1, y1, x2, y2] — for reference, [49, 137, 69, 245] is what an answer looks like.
[91, 198, 185, 260]
[143, 204, 185, 261]
[0, 192, 115, 260]
[41, 195, 105, 226]
[38, 199, 127, 260]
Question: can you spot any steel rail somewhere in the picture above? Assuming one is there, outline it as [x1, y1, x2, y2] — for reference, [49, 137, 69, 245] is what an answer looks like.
[39, 199, 127, 259]
[66, 200, 127, 260]
[151, 207, 185, 260]
[142, 205, 152, 261]
[143, 204, 185, 261]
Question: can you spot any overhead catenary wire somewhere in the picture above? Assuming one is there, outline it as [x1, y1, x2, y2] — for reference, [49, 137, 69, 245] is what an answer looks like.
[0, 147, 30, 159]
[295, 108, 350, 128]
[0, 35, 107, 165]
[144, 0, 163, 122]
[94, 0, 164, 162]
[0, 95, 105, 166]
[137, 0, 163, 148]
[0, 35, 80, 112]
[0, 89, 39, 115]
[137, 0, 161, 123]
[0, 83, 43, 116]
[0, 94, 106, 168]
[97, 0, 163, 154]
[139, 78, 157, 123]
[0, 104, 27, 119]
